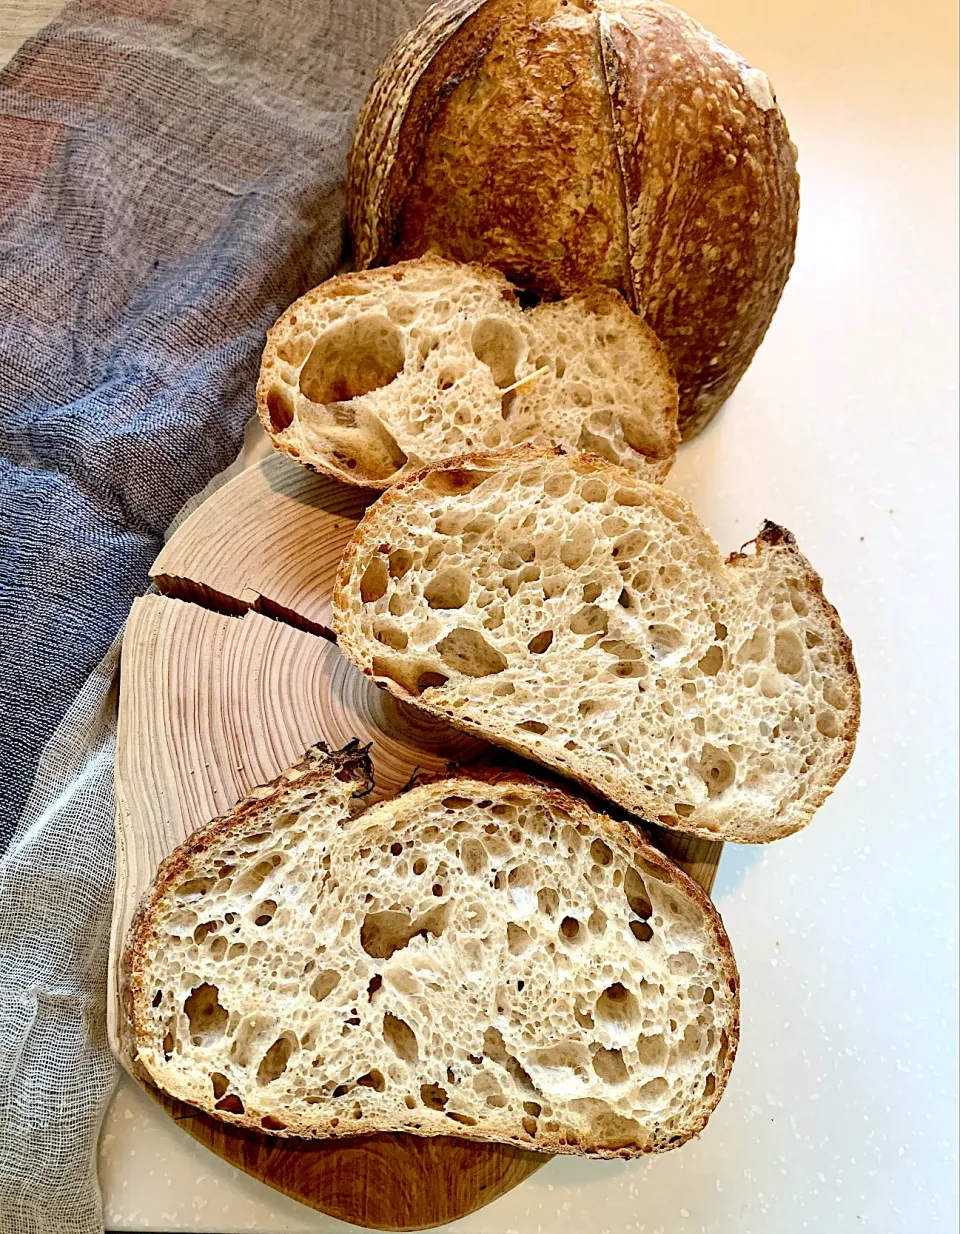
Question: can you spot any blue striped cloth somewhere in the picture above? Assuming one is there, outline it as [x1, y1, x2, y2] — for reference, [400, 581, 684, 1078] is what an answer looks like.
[0, 0, 424, 847]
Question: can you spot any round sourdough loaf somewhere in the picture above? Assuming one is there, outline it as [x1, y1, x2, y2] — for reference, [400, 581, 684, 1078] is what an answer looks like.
[347, 0, 799, 439]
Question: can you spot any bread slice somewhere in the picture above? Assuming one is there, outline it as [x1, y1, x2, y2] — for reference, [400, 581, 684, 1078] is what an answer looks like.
[256, 256, 679, 488]
[123, 742, 739, 1158]
[333, 448, 860, 843]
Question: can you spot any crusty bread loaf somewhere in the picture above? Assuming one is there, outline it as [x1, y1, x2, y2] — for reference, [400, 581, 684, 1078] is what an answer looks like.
[347, 0, 799, 438]
[334, 449, 860, 843]
[123, 743, 738, 1157]
[256, 257, 678, 488]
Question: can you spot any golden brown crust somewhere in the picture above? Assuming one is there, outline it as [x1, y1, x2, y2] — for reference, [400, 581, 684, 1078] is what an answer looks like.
[333, 447, 860, 844]
[598, 2, 799, 437]
[384, 0, 630, 298]
[346, 0, 799, 438]
[347, 0, 490, 270]
[123, 747, 738, 1156]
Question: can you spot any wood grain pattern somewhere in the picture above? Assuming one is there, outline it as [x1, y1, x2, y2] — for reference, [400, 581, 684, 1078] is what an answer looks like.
[112, 455, 722, 1229]
[150, 452, 371, 634]
[149, 1086, 546, 1232]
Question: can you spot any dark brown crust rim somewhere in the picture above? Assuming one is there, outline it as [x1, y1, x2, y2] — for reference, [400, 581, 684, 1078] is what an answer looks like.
[333, 447, 860, 843]
[254, 256, 680, 490]
[123, 748, 739, 1157]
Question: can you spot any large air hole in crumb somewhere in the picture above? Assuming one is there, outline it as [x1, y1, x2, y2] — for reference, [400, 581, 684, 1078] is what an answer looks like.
[637, 1076, 669, 1105]
[580, 479, 607, 502]
[774, 629, 805, 675]
[611, 530, 649, 560]
[647, 624, 684, 660]
[571, 605, 608, 636]
[590, 839, 612, 865]
[560, 916, 581, 942]
[177, 876, 215, 901]
[460, 839, 488, 876]
[507, 923, 533, 955]
[360, 905, 447, 960]
[184, 983, 227, 1043]
[256, 1034, 296, 1086]
[528, 630, 554, 654]
[310, 969, 340, 1002]
[383, 1013, 419, 1063]
[416, 671, 449, 692]
[738, 627, 770, 662]
[358, 1069, 386, 1092]
[594, 983, 641, 1030]
[636, 1033, 667, 1068]
[470, 316, 522, 389]
[389, 549, 413, 579]
[694, 745, 736, 797]
[375, 624, 408, 651]
[817, 711, 840, 737]
[423, 467, 490, 496]
[623, 867, 653, 920]
[560, 526, 594, 570]
[437, 628, 507, 676]
[360, 557, 388, 604]
[698, 645, 724, 675]
[298, 315, 404, 404]
[265, 388, 294, 433]
[823, 681, 848, 710]
[215, 1094, 245, 1115]
[593, 1048, 628, 1084]
[420, 1083, 448, 1110]
[211, 1072, 229, 1100]
[230, 1013, 276, 1068]
[537, 887, 559, 917]
[253, 899, 277, 926]
[588, 909, 607, 935]
[424, 568, 470, 610]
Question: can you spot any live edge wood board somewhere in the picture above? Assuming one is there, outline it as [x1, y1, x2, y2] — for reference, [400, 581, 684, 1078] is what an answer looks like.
[108, 451, 723, 1231]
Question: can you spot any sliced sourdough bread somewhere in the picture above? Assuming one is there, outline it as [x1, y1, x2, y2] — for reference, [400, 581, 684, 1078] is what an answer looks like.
[123, 743, 739, 1158]
[256, 256, 679, 488]
[333, 449, 860, 843]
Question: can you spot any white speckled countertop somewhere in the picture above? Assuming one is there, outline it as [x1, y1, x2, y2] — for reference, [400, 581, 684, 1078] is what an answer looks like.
[87, 0, 959, 1229]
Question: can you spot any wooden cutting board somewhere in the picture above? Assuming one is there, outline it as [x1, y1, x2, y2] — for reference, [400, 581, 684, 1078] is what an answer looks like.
[108, 451, 723, 1231]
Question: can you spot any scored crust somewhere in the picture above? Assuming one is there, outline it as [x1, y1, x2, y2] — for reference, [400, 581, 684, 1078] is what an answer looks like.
[123, 745, 739, 1157]
[346, 0, 799, 438]
[333, 447, 860, 843]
